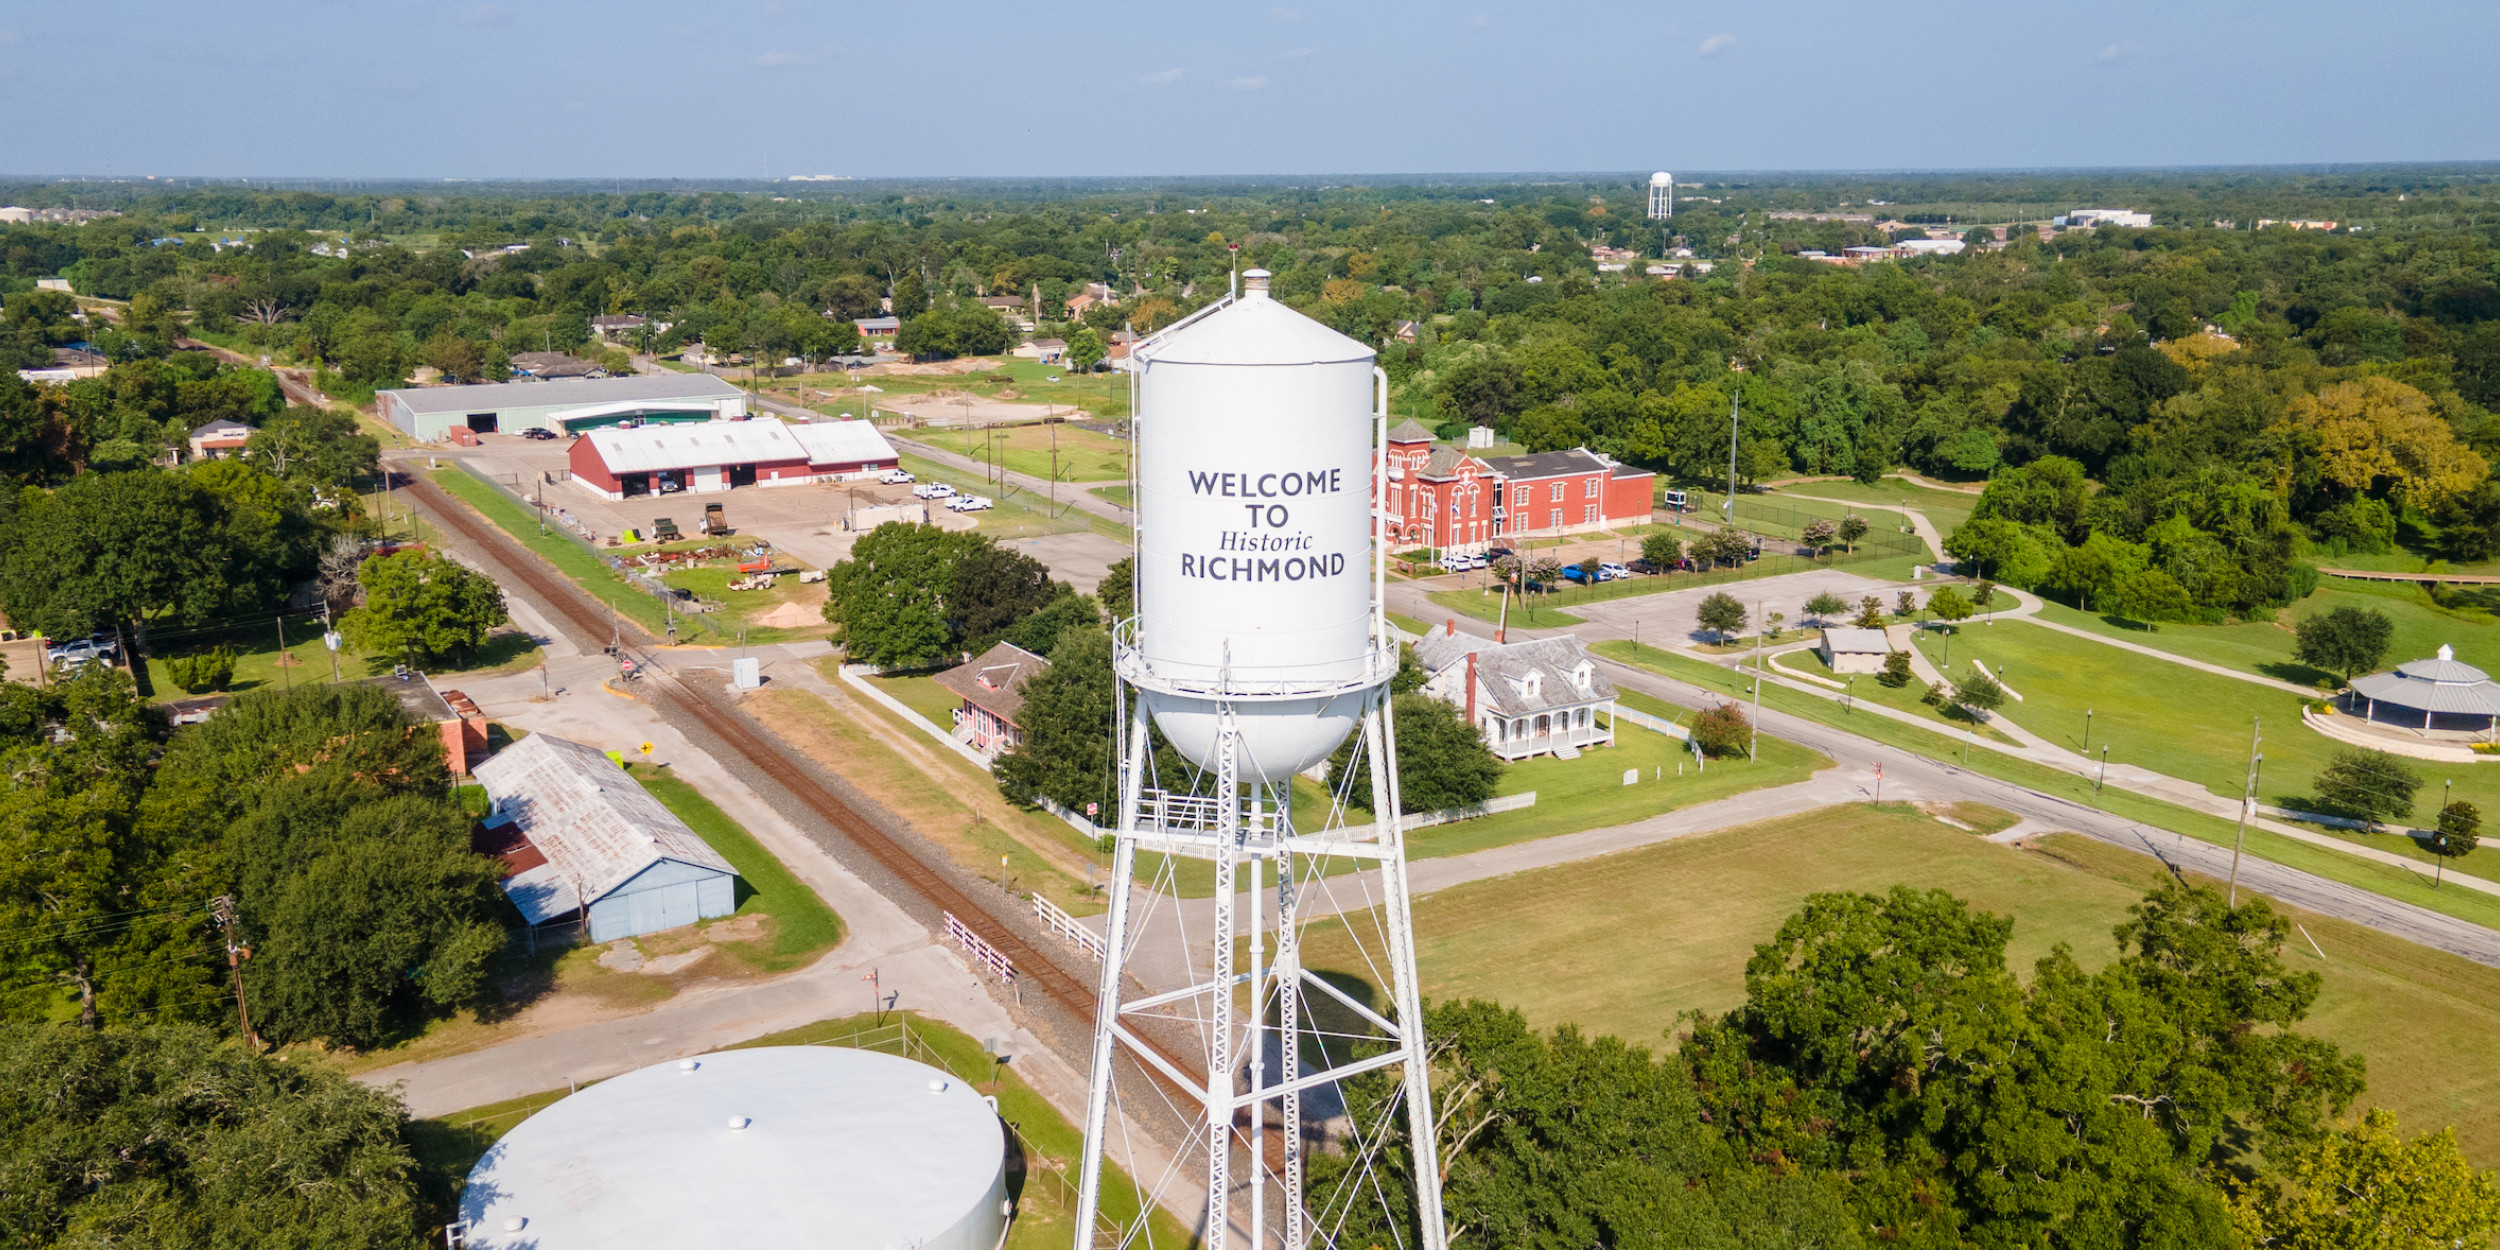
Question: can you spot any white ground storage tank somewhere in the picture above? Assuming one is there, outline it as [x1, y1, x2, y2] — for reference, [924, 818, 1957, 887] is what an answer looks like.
[1130, 271, 1383, 781]
[456, 1046, 1008, 1250]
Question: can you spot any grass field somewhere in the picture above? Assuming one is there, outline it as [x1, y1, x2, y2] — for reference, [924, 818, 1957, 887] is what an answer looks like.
[763, 676, 1113, 913]
[1301, 802, 2500, 1168]
[2028, 579, 2500, 688]
[1594, 639, 2500, 933]
[785, 355, 1131, 420]
[921, 420, 1129, 484]
[405, 1011, 1190, 1249]
[1908, 619, 2500, 885]
[623, 763, 843, 973]
[1759, 476, 1982, 536]
[431, 468, 684, 639]
[657, 565, 831, 643]
[1774, 644, 2024, 745]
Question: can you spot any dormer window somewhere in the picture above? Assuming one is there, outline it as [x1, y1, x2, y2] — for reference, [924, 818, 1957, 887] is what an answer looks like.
[1571, 662, 1592, 690]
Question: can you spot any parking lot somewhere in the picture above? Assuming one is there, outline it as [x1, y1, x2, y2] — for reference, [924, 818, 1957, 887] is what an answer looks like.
[444, 432, 1123, 593]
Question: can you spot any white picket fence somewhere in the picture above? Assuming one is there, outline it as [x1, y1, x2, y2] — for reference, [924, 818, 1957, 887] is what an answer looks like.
[1033, 895, 1107, 962]
[942, 912, 1017, 988]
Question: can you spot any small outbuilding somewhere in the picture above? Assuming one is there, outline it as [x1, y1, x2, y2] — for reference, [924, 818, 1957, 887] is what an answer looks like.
[187, 418, 253, 461]
[471, 733, 740, 942]
[1819, 627, 1893, 674]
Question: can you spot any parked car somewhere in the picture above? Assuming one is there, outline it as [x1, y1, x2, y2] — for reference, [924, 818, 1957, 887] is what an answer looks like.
[912, 482, 956, 499]
[1598, 562, 1629, 581]
[1486, 546, 1516, 562]
[947, 494, 995, 512]
[881, 468, 915, 484]
[1561, 565, 1597, 584]
[520, 427, 557, 440]
[1627, 557, 1662, 575]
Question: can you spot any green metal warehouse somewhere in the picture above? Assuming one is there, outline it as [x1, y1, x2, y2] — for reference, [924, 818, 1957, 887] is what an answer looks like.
[376, 374, 749, 441]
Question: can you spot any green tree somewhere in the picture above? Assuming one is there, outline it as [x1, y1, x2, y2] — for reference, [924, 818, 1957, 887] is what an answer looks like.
[953, 541, 1067, 653]
[1926, 584, 1973, 630]
[0, 469, 236, 673]
[1953, 666, 2005, 718]
[1098, 554, 1135, 620]
[1066, 326, 1106, 372]
[1894, 589, 1918, 620]
[339, 549, 510, 666]
[1838, 513, 1868, 552]
[1878, 648, 1914, 688]
[1327, 692, 1504, 814]
[2294, 606, 2396, 685]
[822, 522, 976, 668]
[0, 1022, 443, 1247]
[1640, 532, 1682, 567]
[1696, 591, 1746, 643]
[418, 331, 487, 382]
[1854, 595, 1887, 629]
[2231, 1108, 2500, 1250]
[245, 404, 381, 488]
[1804, 590, 1849, 623]
[165, 644, 238, 693]
[2435, 799, 2481, 885]
[2312, 748, 2422, 831]
[892, 270, 930, 319]
[1972, 579, 1997, 612]
[1003, 592, 1101, 658]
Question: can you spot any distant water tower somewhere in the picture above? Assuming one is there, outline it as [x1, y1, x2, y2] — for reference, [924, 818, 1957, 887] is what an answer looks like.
[1648, 171, 1674, 219]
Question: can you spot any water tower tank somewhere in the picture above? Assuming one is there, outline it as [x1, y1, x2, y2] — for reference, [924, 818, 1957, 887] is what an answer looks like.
[1126, 270, 1387, 783]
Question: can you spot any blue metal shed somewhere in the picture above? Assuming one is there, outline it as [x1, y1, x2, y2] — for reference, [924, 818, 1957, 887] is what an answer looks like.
[473, 733, 741, 943]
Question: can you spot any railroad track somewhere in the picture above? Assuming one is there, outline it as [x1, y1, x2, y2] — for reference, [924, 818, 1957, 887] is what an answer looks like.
[399, 469, 1111, 1022]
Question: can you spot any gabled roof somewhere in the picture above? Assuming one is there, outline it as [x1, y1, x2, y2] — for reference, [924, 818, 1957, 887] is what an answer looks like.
[1386, 419, 1437, 443]
[473, 734, 736, 925]
[787, 418, 898, 466]
[931, 642, 1051, 725]
[1412, 631, 1614, 719]
[1820, 627, 1893, 655]
[1416, 447, 1482, 479]
[190, 418, 252, 439]
[583, 421, 809, 472]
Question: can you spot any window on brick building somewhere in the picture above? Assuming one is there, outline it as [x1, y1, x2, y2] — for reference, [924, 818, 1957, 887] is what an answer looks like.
[1584, 504, 1598, 524]
[1584, 477, 1600, 498]
[1549, 482, 1565, 502]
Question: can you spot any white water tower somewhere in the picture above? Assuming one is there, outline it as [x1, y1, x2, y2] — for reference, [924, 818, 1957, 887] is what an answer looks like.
[1123, 268, 1387, 781]
[1648, 171, 1674, 219]
[1075, 269, 1448, 1250]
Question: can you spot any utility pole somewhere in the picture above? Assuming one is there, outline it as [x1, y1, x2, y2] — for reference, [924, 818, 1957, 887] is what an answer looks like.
[1749, 600, 1765, 761]
[275, 615, 289, 690]
[1724, 390, 1741, 529]
[210, 895, 260, 1048]
[322, 604, 341, 684]
[2227, 717, 2262, 905]
[2438, 777, 2452, 887]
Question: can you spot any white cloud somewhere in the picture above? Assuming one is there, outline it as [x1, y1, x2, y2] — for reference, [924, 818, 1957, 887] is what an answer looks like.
[457, 4, 509, 27]
[0, 29, 20, 46]
[1141, 67, 1184, 85]
[1227, 76, 1270, 90]
[1269, 6, 1300, 20]
[1697, 33, 1735, 57]
[2098, 41, 2138, 62]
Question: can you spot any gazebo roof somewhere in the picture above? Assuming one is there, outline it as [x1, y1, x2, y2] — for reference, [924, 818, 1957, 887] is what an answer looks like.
[2351, 645, 2500, 716]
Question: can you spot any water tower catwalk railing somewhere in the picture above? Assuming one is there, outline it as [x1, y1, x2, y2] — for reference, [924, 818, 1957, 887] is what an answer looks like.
[1071, 410, 1447, 1250]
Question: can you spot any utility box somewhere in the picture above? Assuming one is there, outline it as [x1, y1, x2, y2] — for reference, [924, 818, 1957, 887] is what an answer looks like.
[733, 657, 761, 689]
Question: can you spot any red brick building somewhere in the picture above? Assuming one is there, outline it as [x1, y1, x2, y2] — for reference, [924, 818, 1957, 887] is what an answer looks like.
[1379, 421, 1656, 552]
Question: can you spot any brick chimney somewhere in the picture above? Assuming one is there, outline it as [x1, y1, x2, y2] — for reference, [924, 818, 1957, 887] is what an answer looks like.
[1465, 650, 1478, 727]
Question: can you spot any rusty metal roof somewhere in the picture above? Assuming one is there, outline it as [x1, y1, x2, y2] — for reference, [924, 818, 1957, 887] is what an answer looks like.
[472, 734, 735, 924]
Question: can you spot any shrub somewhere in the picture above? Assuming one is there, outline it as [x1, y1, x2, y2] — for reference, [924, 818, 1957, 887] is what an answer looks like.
[1689, 702, 1751, 758]
[165, 645, 238, 694]
[1878, 649, 1914, 688]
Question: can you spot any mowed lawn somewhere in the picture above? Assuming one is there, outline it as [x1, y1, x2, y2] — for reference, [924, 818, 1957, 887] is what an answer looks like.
[1907, 618, 2500, 884]
[1762, 476, 1981, 536]
[1303, 802, 2500, 1168]
[2024, 579, 2500, 689]
[923, 420, 1130, 484]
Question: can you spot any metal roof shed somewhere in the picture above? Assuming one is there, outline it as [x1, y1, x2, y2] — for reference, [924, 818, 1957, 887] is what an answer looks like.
[472, 733, 740, 942]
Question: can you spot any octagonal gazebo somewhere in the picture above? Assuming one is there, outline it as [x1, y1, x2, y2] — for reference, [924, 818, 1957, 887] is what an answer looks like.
[2348, 645, 2500, 736]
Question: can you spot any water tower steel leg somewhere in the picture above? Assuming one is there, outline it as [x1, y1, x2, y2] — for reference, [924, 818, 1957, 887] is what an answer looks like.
[1277, 837, 1305, 1250]
[1205, 710, 1241, 1250]
[1366, 695, 1451, 1250]
[1245, 796, 1266, 1250]
[1071, 704, 1153, 1249]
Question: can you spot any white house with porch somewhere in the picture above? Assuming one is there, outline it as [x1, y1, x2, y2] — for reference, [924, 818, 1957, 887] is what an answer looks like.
[1412, 626, 1616, 759]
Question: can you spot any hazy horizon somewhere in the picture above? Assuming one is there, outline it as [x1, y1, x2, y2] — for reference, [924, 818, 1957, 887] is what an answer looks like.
[3, 0, 2491, 181]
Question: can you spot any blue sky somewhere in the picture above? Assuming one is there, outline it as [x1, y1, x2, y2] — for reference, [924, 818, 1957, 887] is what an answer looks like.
[0, 0, 2490, 179]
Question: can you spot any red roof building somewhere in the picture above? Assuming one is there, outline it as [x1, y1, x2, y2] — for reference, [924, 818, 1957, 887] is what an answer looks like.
[1378, 422, 1655, 552]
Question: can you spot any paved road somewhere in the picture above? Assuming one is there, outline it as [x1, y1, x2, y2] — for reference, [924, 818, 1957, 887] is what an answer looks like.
[885, 431, 1131, 527]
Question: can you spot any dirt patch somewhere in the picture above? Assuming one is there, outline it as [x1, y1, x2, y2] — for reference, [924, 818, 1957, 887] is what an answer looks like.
[705, 913, 768, 943]
[755, 600, 823, 629]
[643, 947, 717, 976]
[596, 940, 644, 972]
[860, 359, 992, 377]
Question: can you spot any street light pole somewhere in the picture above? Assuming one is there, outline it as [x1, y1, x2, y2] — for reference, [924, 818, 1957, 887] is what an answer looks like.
[2227, 717, 2262, 906]
[2084, 707, 2093, 753]
[2098, 744, 2109, 793]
